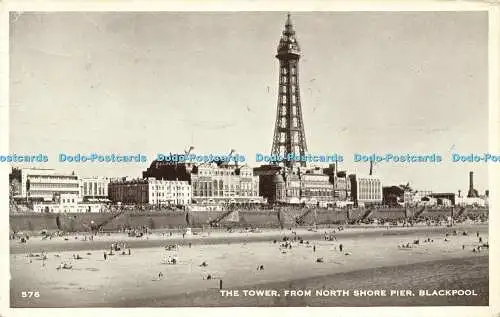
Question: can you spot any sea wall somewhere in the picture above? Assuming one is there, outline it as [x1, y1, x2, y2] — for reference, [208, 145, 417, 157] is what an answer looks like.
[9, 207, 488, 233]
[10, 213, 60, 232]
[315, 210, 348, 224]
[237, 210, 280, 228]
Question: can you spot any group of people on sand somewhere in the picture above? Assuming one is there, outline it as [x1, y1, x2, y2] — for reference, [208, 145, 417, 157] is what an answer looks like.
[277, 234, 313, 251]
[103, 242, 132, 260]
[399, 243, 415, 249]
[275, 230, 349, 261]
[156, 254, 219, 283]
[162, 255, 178, 265]
[397, 230, 489, 254]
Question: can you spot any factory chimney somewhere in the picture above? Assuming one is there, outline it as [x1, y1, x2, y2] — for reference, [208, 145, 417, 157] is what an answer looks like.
[469, 171, 474, 191]
[467, 171, 479, 198]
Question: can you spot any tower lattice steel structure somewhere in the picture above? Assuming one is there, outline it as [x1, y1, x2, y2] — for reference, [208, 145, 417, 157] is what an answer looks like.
[271, 14, 308, 169]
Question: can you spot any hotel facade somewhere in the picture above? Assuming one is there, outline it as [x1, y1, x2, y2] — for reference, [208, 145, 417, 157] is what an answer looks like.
[108, 178, 191, 206]
[9, 167, 80, 202]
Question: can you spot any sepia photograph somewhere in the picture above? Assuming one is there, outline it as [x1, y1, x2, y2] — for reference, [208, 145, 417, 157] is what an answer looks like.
[2, 5, 498, 314]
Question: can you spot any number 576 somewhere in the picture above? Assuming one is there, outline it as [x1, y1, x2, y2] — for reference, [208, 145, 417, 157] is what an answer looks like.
[21, 291, 40, 298]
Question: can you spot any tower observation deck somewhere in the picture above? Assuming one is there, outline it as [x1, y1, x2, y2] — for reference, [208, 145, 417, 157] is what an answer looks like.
[271, 14, 308, 169]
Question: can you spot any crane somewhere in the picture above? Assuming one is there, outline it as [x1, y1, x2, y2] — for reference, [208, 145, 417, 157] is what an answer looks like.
[226, 149, 236, 166]
[184, 146, 194, 162]
[185, 146, 195, 156]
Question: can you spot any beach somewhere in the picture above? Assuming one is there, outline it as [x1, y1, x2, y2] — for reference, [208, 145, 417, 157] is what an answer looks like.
[10, 224, 488, 307]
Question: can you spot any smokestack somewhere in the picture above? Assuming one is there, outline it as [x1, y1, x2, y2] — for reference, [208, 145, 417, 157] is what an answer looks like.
[469, 171, 474, 191]
[467, 171, 479, 198]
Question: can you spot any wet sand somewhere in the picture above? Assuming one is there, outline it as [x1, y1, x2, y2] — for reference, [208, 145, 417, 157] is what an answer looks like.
[10, 224, 488, 307]
[122, 256, 488, 307]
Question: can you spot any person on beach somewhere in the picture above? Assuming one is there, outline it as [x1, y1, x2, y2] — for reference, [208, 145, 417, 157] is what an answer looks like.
[158, 272, 164, 279]
[128, 248, 131, 255]
[104, 252, 107, 260]
[479, 237, 482, 243]
[313, 245, 316, 252]
[339, 244, 343, 252]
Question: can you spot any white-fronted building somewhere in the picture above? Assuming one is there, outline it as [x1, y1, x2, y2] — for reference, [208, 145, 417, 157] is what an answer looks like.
[108, 178, 191, 206]
[10, 167, 80, 202]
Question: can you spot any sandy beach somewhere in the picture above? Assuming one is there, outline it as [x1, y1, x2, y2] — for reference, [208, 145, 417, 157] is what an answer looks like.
[9, 223, 485, 254]
[10, 224, 488, 307]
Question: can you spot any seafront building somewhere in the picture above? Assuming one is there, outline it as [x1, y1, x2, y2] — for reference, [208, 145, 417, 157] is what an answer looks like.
[349, 174, 383, 207]
[108, 178, 191, 206]
[79, 177, 110, 202]
[190, 163, 262, 204]
[32, 193, 105, 213]
[323, 164, 352, 201]
[142, 158, 264, 205]
[299, 167, 334, 206]
[9, 167, 80, 202]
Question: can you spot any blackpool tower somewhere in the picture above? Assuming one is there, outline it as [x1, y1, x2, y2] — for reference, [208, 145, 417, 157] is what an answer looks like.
[271, 14, 308, 169]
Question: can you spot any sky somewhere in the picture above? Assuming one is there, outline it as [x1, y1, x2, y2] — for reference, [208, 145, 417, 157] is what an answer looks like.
[9, 11, 489, 193]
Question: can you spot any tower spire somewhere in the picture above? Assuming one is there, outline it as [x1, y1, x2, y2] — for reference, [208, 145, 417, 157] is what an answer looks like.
[285, 13, 293, 33]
